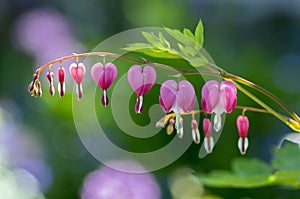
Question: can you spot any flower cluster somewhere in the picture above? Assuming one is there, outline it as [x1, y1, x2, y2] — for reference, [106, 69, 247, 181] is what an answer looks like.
[28, 56, 250, 156]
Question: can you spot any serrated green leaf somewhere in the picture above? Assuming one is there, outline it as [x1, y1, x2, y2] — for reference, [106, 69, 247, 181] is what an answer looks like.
[272, 142, 300, 171]
[164, 27, 198, 47]
[158, 32, 171, 49]
[183, 28, 195, 39]
[195, 19, 204, 46]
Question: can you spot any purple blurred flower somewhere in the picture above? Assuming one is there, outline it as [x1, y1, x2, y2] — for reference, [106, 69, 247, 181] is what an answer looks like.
[81, 161, 161, 199]
[127, 65, 156, 114]
[91, 63, 118, 107]
[13, 8, 83, 67]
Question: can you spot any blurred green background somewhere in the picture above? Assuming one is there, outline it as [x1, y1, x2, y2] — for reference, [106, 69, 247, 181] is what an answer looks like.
[1, 0, 300, 198]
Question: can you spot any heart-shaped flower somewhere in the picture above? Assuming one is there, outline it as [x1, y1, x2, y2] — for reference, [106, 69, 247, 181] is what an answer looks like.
[127, 65, 156, 114]
[201, 80, 237, 132]
[236, 115, 249, 155]
[91, 63, 118, 106]
[159, 80, 196, 136]
[69, 63, 86, 100]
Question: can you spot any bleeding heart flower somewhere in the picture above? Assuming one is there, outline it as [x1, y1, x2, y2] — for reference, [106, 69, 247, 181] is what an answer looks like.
[69, 63, 86, 100]
[201, 80, 237, 132]
[203, 118, 214, 154]
[191, 119, 200, 144]
[58, 67, 65, 97]
[46, 71, 55, 96]
[127, 65, 156, 114]
[236, 115, 249, 155]
[91, 63, 118, 107]
[159, 80, 196, 137]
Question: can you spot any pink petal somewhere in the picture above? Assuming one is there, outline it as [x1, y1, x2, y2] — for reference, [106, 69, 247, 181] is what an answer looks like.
[177, 80, 195, 112]
[236, 115, 249, 137]
[201, 80, 220, 114]
[69, 63, 86, 83]
[203, 118, 212, 137]
[159, 80, 177, 113]
[219, 80, 237, 113]
[91, 63, 118, 89]
[127, 65, 156, 96]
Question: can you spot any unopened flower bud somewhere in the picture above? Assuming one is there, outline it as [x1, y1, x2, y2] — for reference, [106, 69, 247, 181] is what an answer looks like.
[166, 118, 175, 135]
[28, 73, 42, 97]
[155, 115, 168, 128]
[203, 118, 214, 154]
[47, 71, 55, 96]
[58, 67, 65, 97]
[191, 119, 200, 144]
[237, 115, 249, 155]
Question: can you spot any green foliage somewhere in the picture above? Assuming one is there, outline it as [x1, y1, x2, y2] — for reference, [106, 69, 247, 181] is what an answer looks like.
[123, 20, 211, 68]
[195, 143, 300, 189]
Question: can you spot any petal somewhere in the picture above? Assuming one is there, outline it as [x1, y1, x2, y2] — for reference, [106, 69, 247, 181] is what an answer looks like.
[135, 95, 144, 114]
[237, 115, 249, 137]
[204, 136, 214, 154]
[141, 66, 156, 94]
[69, 63, 86, 83]
[128, 65, 144, 95]
[159, 80, 177, 113]
[201, 80, 220, 114]
[128, 65, 156, 96]
[91, 63, 118, 89]
[219, 80, 237, 113]
[213, 113, 222, 132]
[238, 137, 249, 155]
[177, 80, 196, 112]
[203, 118, 212, 137]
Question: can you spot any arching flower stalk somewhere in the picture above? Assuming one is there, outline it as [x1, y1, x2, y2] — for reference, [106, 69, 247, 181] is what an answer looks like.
[127, 65, 156, 114]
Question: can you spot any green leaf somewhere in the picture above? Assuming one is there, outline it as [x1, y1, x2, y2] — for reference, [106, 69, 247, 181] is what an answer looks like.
[195, 19, 204, 46]
[164, 27, 198, 48]
[232, 158, 272, 177]
[183, 28, 195, 39]
[272, 142, 300, 171]
[195, 159, 273, 188]
[274, 170, 300, 188]
[122, 43, 154, 51]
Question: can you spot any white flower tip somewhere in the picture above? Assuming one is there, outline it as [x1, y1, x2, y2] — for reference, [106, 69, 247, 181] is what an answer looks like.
[204, 136, 214, 154]
[238, 137, 249, 155]
[192, 129, 200, 144]
[213, 114, 222, 132]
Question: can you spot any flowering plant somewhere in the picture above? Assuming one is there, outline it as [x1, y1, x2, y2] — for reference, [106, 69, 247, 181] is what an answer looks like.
[28, 20, 300, 157]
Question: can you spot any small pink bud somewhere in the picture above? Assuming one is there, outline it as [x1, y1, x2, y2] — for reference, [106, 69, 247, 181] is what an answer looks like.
[58, 67, 65, 97]
[91, 63, 118, 107]
[128, 65, 156, 114]
[46, 71, 55, 96]
[203, 118, 214, 153]
[237, 115, 249, 155]
[191, 119, 200, 144]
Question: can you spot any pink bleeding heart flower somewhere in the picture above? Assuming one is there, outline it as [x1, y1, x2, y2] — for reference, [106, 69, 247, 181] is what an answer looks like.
[236, 115, 249, 155]
[91, 63, 118, 107]
[69, 63, 86, 100]
[58, 67, 65, 97]
[127, 65, 156, 114]
[201, 80, 237, 132]
[203, 118, 214, 154]
[159, 80, 196, 136]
